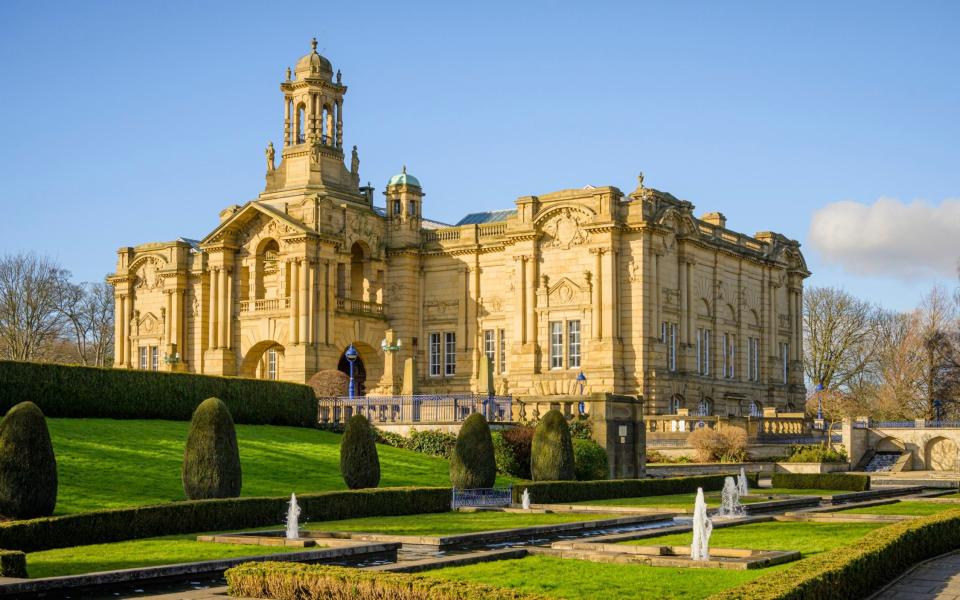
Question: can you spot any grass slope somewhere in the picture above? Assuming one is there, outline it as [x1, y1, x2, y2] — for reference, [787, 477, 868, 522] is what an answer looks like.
[47, 418, 454, 514]
[27, 534, 301, 579]
[426, 521, 885, 599]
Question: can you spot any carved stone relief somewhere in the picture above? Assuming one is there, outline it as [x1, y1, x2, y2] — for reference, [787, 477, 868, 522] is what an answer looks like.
[541, 208, 589, 249]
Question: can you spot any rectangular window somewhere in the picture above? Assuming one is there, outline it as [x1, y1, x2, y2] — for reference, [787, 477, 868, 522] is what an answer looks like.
[568, 320, 581, 368]
[483, 329, 495, 367]
[139, 347, 148, 370]
[667, 322, 677, 372]
[429, 333, 441, 376]
[150, 346, 159, 371]
[696, 328, 710, 376]
[336, 263, 346, 297]
[661, 321, 667, 344]
[747, 338, 760, 382]
[727, 334, 736, 379]
[267, 349, 278, 380]
[549, 321, 563, 369]
[498, 328, 506, 374]
[444, 332, 456, 376]
[392, 199, 401, 216]
[781, 342, 789, 384]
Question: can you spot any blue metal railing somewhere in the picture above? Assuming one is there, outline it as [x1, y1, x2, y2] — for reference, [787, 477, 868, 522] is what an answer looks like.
[452, 486, 513, 510]
[317, 394, 512, 425]
[872, 421, 916, 428]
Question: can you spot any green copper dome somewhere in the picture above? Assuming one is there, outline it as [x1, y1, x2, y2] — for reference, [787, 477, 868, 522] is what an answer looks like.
[388, 166, 420, 188]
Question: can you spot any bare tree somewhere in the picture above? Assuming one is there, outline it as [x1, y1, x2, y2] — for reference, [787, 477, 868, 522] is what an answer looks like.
[916, 285, 960, 417]
[803, 286, 881, 393]
[0, 253, 72, 361]
[58, 281, 114, 366]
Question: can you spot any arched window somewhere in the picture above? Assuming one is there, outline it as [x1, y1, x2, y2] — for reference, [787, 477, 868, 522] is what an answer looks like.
[409, 200, 417, 216]
[350, 242, 367, 301]
[699, 397, 714, 416]
[669, 394, 683, 415]
[296, 105, 306, 144]
[750, 401, 763, 417]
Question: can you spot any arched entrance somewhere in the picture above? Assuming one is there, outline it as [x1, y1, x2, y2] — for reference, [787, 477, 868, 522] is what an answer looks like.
[240, 341, 285, 380]
[338, 347, 367, 396]
[925, 437, 959, 471]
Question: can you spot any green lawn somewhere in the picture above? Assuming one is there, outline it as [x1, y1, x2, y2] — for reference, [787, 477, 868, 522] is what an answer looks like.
[576, 488, 844, 509]
[26, 534, 302, 579]
[47, 418, 458, 514]
[424, 521, 886, 599]
[299, 511, 622, 536]
[837, 501, 960, 516]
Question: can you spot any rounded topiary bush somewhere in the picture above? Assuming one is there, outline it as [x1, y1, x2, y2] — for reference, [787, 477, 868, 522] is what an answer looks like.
[307, 369, 350, 398]
[0, 401, 58, 518]
[531, 409, 575, 481]
[182, 397, 242, 500]
[340, 415, 380, 489]
[450, 413, 496, 489]
[573, 438, 609, 481]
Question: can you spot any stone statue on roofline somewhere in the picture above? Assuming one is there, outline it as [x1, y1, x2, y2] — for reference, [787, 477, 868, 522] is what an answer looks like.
[265, 142, 275, 172]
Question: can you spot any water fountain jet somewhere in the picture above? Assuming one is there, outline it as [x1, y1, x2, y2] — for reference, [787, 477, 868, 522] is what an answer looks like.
[521, 488, 531, 510]
[691, 487, 713, 561]
[717, 476, 745, 518]
[286, 492, 301, 540]
[738, 467, 749, 497]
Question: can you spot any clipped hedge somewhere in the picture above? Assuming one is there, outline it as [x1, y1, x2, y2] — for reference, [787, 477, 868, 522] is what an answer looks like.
[0, 487, 450, 553]
[226, 561, 549, 600]
[771, 472, 869, 492]
[450, 413, 496, 489]
[512, 473, 759, 504]
[0, 550, 26, 578]
[0, 360, 316, 426]
[709, 508, 960, 600]
[182, 398, 242, 499]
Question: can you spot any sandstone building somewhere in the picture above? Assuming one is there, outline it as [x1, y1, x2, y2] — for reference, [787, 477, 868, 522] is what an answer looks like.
[109, 41, 809, 419]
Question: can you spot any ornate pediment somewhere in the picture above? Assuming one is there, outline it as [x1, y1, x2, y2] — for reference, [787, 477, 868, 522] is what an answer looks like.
[137, 311, 162, 337]
[537, 207, 592, 250]
[543, 276, 588, 306]
[131, 255, 164, 290]
[200, 202, 310, 248]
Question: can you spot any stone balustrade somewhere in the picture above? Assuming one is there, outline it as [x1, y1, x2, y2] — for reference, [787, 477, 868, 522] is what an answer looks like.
[239, 297, 291, 314]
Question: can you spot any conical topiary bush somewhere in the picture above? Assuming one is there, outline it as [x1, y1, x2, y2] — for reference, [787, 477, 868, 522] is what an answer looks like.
[182, 397, 242, 499]
[0, 401, 58, 518]
[340, 414, 380, 489]
[450, 413, 496, 489]
[531, 409, 575, 481]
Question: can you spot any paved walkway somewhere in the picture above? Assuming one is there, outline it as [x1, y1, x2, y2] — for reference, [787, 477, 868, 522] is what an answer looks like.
[876, 552, 960, 600]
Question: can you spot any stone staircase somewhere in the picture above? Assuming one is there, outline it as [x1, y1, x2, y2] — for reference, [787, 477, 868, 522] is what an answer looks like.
[863, 452, 902, 473]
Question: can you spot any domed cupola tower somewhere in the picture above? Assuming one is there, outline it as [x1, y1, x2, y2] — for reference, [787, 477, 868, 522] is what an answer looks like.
[385, 166, 423, 247]
[263, 38, 357, 197]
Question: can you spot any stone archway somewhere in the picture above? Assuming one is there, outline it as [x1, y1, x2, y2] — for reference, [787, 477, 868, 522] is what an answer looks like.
[876, 436, 906, 452]
[925, 437, 959, 471]
[240, 340, 285, 379]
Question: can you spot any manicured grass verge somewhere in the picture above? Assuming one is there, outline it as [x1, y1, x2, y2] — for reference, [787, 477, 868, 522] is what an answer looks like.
[48, 418, 456, 514]
[227, 561, 548, 599]
[771, 472, 869, 492]
[419, 522, 883, 599]
[837, 501, 959, 516]
[26, 534, 302, 579]
[622, 521, 884, 556]
[577, 492, 767, 508]
[516, 473, 759, 505]
[423, 554, 765, 600]
[710, 509, 960, 599]
[300, 511, 622, 536]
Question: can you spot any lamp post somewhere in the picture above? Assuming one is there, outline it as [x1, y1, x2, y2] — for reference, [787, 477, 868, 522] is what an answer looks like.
[576, 372, 587, 416]
[345, 344, 358, 400]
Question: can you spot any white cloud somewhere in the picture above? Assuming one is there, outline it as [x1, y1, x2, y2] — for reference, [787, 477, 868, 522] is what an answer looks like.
[808, 197, 960, 280]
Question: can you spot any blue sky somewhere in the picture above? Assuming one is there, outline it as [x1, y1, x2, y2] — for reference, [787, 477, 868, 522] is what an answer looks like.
[1, 1, 957, 311]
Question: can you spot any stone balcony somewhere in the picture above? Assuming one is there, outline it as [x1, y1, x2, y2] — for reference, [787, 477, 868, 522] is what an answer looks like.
[239, 297, 291, 314]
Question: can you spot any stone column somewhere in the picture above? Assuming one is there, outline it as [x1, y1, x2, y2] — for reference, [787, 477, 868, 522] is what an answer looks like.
[125, 294, 133, 367]
[514, 256, 525, 344]
[284, 97, 291, 146]
[299, 258, 308, 344]
[225, 268, 233, 349]
[218, 268, 228, 349]
[176, 288, 185, 359]
[114, 293, 125, 367]
[326, 111, 334, 146]
[335, 99, 343, 148]
[208, 269, 218, 350]
[603, 249, 617, 340]
[290, 259, 300, 345]
[321, 260, 330, 345]
[685, 259, 693, 347]
[652, 250, 661, 337]
[525, 255, 536, 346]
[592, 249, 603, 340]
